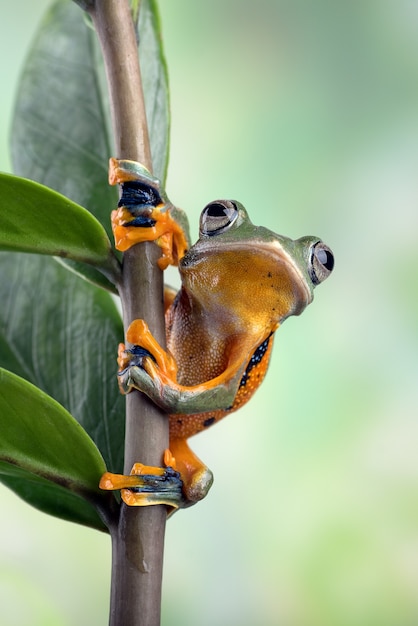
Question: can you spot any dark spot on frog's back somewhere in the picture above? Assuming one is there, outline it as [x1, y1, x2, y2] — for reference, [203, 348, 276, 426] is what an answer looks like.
[203, 416, 215, 428]
[239, 333, 272, 388]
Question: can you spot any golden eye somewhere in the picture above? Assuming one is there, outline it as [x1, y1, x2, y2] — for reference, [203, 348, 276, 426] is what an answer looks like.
[200, 200, 239, 236]
[309, 242, 334, 284]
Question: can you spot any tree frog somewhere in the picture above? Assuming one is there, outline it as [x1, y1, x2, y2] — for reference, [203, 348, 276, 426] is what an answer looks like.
[100, 160, 334, 511]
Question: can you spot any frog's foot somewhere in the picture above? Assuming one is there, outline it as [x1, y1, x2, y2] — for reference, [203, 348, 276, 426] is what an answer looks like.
[109, 158, 188, 268]
[117, 319, 178, 395]
[99, 457, 183, 510]
[100, 447, 213, 510]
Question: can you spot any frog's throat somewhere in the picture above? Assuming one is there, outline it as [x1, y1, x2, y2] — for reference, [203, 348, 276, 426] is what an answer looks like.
[183, 239, 314, 308]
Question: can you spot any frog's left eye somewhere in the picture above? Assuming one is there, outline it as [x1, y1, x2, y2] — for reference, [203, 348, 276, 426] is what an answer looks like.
[200, 200, 239, 236]
[309, 242, 334, 284]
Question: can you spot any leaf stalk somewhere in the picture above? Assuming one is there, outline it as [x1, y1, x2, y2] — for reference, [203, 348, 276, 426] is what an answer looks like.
[88, 1, 169, 624]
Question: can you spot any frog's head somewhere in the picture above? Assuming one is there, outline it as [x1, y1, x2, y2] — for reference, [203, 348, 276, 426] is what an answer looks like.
[180, 200, 334, 331]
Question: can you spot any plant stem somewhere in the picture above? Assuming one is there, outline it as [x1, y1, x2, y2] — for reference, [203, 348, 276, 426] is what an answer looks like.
[89, 1, 168, 624]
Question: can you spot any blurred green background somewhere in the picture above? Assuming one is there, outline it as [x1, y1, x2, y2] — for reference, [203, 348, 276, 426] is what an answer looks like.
[1, 1, 418, 624]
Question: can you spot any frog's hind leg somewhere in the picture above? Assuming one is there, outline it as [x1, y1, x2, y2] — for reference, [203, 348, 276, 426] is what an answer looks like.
[100, 462, 183, 510]
[99, 439, 213, 511]
[168, 438, 214, 506]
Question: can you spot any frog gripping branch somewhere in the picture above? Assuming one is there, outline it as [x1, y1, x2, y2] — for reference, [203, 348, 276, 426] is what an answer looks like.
[0, 1, 336, 622]
[109, 157, 189, 268]
[100, 158, 334, 511]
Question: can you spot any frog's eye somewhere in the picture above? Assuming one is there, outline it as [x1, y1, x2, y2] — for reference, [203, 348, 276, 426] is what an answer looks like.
[200, 200, 239, 236]
[309, 242, 334, 284]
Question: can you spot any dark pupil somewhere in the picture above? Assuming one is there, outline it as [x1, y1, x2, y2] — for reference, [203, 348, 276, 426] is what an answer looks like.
[316, 248, 334, 271]
[207, 202, 228, 217]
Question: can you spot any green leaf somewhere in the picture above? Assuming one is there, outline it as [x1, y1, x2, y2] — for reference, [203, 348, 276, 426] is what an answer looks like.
[54, 257, 119, 294]
[10, 0, 116, 238]
[0, 252, 125, 475]
[0, 368, 111, 531]
[11, 0, 170, 230]
[4, 0, 170, 493]
[0, 173, 120, 286]
[139, 0, 171, 182]
[0, 462, 108, 531]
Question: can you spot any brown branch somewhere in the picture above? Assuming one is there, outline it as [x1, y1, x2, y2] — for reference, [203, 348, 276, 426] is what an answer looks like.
[88, 1, 168, 624]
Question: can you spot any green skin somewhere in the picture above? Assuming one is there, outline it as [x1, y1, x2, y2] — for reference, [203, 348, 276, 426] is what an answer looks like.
[110, 164, 334, 507]
[120, 199, 334, 414]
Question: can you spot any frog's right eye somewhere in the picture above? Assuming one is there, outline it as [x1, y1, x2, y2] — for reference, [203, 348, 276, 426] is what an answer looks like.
[309, 241, 334, 285]
[200, 200, 239, 236]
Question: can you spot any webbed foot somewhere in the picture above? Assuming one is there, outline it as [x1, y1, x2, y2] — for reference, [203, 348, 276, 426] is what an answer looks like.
[100, 446, 214, 510]
[109, 158, 189, 268]
[117, 319, 177, 396]
[100, 459, 183, 510]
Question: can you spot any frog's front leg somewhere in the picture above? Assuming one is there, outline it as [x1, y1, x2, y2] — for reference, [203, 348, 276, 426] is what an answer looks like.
[118, 319, 246, 415]
[109, 158, 189, 269]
